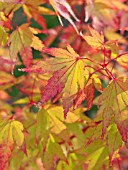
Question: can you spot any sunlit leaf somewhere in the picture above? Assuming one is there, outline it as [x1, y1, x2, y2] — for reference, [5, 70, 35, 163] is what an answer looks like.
[81, 26, 104, 49]
[98, 77, 128, 141]
[10, 23, 33, 64]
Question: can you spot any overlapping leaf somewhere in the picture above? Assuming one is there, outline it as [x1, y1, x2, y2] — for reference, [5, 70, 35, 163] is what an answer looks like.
[23, 0, 47, 29]
[9, 23, 33, 66]
[0, 71, 25, 90]
[9, 23, 43, 67]
[85, 0, 118, 30]
[85, 139, 109, 170]
[0, 118, 24, 146]
[49, 0, 80, 33]
[43, 137, 66, 170]
[47, 106, 79, 134]
[106, 122, 122, 163]
[21, 44, 86, 117]
[98, 77, 128, 141]
[0, 118, 24, 169]
[81, 26, 104, 49]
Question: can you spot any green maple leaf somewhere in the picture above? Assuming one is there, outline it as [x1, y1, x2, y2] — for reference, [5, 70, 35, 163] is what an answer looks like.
[105, 122, 122, 163]
[85, 139, 109, 170]
[43, 137, 66, 170]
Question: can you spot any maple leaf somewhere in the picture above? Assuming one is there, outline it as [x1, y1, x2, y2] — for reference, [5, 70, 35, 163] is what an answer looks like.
[43, 137, 66, 170]
[42, 45, 85, 118]
[23, 0, 47, 29]
[85, 0, 117, 30]
[85, 139, 109, 170]
[31, 35, 44, 51]
[82, 117, 122, 165]
[49, 0, 80, 33]
[106, 122, 122, 164]
[81, 26, 104, 49]
[98, 77, 128, 141]
[47, 105, 79, 134]
[0, 118, 24, 146]
[9, 23, 33, 65]
[0, 118, 24, 169]
[9, 23, 44, 67]
[21, 44, 86, 118]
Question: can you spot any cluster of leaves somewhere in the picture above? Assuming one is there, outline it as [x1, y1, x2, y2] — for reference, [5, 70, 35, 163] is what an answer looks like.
[0, 0, 128, 169]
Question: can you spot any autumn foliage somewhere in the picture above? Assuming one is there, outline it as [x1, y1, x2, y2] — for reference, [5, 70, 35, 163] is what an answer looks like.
[0, 0, 128, 169]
